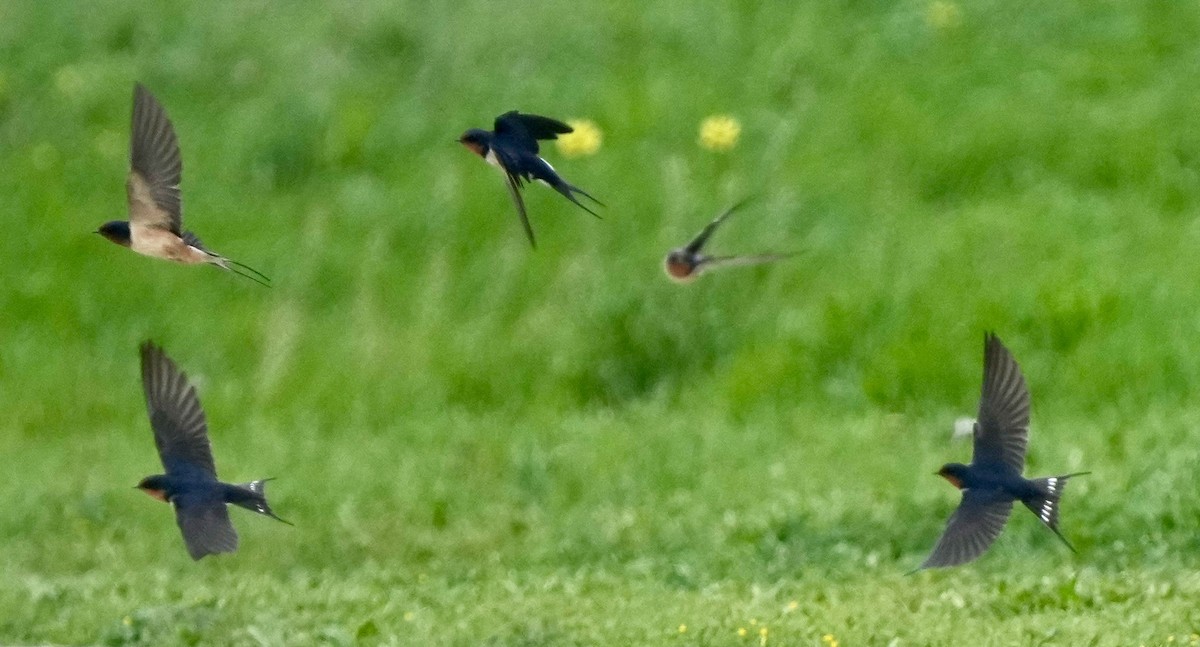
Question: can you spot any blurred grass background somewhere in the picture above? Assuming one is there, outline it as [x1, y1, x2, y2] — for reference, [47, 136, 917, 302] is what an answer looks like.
[2, 0, 1200, 644]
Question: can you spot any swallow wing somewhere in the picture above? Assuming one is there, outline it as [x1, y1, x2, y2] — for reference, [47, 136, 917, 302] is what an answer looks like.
[918, 488, 1014, 569]
[509, 113, 573, 140]
[494, 111, 572, 153]
[972, 333, 1031, 473]
[484, 142, 537, 247]
[502, 169, 536, 248]
[127, 84, 183, 234]
[698, 253, 795, 274]
[173, 495, 238, 560]
[685, 198, 754, 254]
[139, 342, 217, 480]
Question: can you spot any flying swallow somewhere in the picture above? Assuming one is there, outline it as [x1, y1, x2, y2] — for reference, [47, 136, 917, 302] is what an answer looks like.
[664, 199, 794, 283]
[95, 84, 270, 286]
[914, 333, 1088, 571]
[459, 111, 602, 248]
[135, 341, 290, 560]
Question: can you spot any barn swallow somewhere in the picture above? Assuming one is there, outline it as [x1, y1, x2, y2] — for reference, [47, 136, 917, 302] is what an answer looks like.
[914, 333, 1088, 571]
[459, 111, 602, 248]
[664, 199, 794, 283]
[135, 341, 289, 560]
[95, 84, 270, 286]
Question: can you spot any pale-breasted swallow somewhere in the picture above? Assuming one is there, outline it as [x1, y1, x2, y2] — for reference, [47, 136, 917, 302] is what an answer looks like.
[664, 199, 794, 282]
[96, 84, 270, 286]
[459, 111, 602, 248]
[914, 333, 1088, 570]
[135, 341, 290, 560]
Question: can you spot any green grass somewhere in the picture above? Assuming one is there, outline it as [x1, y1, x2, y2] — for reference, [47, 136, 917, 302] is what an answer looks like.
[2, 0, 1200, 644]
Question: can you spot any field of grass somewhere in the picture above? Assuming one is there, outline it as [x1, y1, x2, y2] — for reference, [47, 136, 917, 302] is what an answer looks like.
[3, 1, 1200, 644]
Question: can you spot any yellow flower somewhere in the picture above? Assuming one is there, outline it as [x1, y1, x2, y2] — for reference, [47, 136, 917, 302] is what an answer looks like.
[738, 627, 748, 637]
[678, 624, 687, 634]
[926, 1, 962, 29]
[759, 627, 769, 646]
[699, 115, 741, 152]
[785, 600, 799, 612]
[555, 119, 602, 158]
[821, 634, 839, 647]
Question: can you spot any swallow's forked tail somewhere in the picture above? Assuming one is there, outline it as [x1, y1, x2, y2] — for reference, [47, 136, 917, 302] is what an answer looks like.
[1022, 472, 1089, 551]
[211, 255, 272, 287]
[183, 230, 272, 287]
[232, 478, 293, 525]
[553, 181, 604, 219]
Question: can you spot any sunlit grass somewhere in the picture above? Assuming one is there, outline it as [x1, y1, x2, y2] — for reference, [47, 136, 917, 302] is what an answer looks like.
[1, 0, 1200, 644]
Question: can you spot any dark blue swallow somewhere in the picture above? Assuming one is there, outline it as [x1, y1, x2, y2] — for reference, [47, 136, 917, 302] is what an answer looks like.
[459, 111, 602, 248]
[914, 333, 1088, 570]
[96, 84, 270, 286]
[135, 342, 289, 560]
[664, 198, 794, 283]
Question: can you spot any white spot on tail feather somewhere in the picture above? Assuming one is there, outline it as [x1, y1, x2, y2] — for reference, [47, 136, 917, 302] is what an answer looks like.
[1040, 500, 1054, 523]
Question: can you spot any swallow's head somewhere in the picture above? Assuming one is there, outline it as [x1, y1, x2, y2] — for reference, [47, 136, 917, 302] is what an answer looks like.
[936, 463, 970, 489]
[135, 475, 170, 502]
[96, 220, 132, 247]
[664, 250, 699, 283]
[458, 129, 491, 158]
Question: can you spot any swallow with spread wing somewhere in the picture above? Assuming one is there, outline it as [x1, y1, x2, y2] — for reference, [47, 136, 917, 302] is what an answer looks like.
[459, 111, 602, 248]
[664, 199, 793, 282]
[96, 84, 270, 286]
[135, 342, 290, 560]
[914, 333, 1088, 571]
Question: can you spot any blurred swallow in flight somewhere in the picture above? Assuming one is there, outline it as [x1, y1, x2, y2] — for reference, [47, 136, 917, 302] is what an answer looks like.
[459, 111, 602, 248]
[914, 333, 1088, 571]
[664, 199, 794, 283]
[135, 341, 290, 560]
[95, 84, 270, 286]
